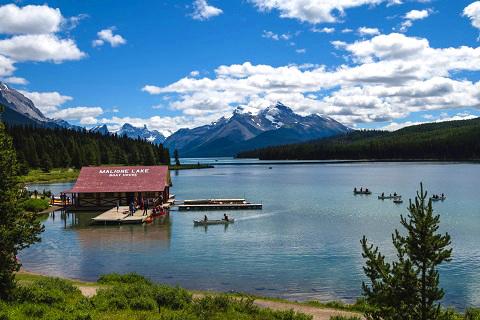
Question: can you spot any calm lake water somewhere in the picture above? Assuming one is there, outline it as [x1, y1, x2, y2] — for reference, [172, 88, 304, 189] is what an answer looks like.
[23, 161, 480, 309]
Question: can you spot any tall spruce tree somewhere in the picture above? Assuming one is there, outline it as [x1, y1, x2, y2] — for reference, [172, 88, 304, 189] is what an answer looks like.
[361, 183, 452, 320]
[0, 107, 43, 299]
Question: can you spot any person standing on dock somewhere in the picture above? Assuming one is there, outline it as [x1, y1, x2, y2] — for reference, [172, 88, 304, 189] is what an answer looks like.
[116, 200, 119, 213]
[143, 200, 149, 216]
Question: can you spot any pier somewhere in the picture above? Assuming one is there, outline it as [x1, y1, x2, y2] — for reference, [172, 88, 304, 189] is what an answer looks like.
[177, 199, 262, 211]
[91, 206, 153, 224]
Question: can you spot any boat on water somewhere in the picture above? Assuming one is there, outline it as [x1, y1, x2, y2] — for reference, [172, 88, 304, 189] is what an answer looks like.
[393, 197, 403, 204]
[193, 219, 235, 226]
[431, 196, 446, 201]
[378, 195, 396, 200]
[354, 190, 372, 195]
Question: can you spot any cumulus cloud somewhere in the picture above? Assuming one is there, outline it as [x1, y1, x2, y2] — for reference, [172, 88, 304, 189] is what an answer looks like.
[19, 90, 73, 113]
[0, 55, 15, 77]
[0, 34, 85, 62]
[49, 106, 104, 121]
[191, 0, 223, 21]
[464, 1, 480, 37]
[0, 4, 62, 35]
[142, 33, 480, 127]
[250, 0, 385, 24]
[357, 27, 381, 36]
[4, 76, 27, 85]
[401, 9, 431, 32]
[92, 27, 126, 47]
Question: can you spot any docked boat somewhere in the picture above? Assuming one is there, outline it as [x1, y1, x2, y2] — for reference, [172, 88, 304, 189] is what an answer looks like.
[193, 219, 235, 226]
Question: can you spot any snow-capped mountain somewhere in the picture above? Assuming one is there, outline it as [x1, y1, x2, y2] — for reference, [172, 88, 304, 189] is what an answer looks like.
[90, 123, 166, 145]
[0, 82, 80, 130]
[117, 123, 166, 144]
[164, 102, 350, 157]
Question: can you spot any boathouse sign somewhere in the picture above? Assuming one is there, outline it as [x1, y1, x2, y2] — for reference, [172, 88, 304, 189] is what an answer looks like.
[98, 168, 150, 177]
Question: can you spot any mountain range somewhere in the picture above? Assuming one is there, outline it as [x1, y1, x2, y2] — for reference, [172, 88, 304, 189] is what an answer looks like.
[0, 82, 350, 156]
[163, 102, 350, 157]
[90, 123, 166, 144]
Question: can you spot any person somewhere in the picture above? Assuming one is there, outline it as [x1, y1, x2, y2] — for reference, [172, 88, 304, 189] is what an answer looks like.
[116, 200, 119, 212]
[143, 200, 149, 216]
[381, 192, 384, 197]
[129, 201, 134, 216]
[360, 187, 363, 192]
[223, 213, 229, 222]
[394, 192, 397, 197]
[441, 193, 445, 198]
[354, 187, 357, 193]
[51, 194, 55, 205]
[204, 215, 208, 222]
[365, 188, 369, 193]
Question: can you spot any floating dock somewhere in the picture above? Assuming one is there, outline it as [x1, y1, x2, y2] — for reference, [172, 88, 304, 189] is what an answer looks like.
[177, 199, 262, 211]
[91, 206, 153, 224]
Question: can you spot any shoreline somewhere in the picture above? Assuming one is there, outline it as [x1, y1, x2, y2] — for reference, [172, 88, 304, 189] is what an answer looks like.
[16, 269, 365, 320]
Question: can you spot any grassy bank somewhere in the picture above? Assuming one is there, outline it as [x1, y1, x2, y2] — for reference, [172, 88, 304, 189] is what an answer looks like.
[169, 164, 214, 170]
[5, 273, 312, 320]
[20, 168, 80, 184]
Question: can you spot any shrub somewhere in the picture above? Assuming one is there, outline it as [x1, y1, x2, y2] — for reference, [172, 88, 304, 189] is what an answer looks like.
[21, 303, 47, 318]
[98, 273, 151, 285]
[155, 285, 192, 310]
[465, 308, 480, 320]
[20, 198, 50, 213]
[130, 296, 157, 311]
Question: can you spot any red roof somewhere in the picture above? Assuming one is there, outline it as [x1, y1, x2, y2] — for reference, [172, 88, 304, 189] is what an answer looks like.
[69, 166, 169, 193]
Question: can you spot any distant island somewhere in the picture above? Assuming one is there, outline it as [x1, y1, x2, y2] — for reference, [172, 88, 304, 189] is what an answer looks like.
[237, 118, 480, 161]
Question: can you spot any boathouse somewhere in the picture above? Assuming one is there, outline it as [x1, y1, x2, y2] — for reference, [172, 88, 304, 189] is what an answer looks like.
[67, 166, 171, 209]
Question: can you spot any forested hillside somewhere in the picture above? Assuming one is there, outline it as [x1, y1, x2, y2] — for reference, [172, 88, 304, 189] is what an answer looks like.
[6, 125, 170, 172]
[237, 118, 480, 160]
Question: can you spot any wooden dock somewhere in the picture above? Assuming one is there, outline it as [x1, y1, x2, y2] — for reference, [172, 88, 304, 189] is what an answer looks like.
[178, 203, 262, 211]
[91, 206, 153, 224]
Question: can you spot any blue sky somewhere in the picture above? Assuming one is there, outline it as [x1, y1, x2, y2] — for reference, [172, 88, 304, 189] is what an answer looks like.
[1, 0, 480, 135]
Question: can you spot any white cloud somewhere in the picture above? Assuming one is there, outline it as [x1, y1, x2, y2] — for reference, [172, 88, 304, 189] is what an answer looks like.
[19, 90, 73, 113]
[405, 9, 430, 20]
[4, 76, 27, 85]
[262, 30, 291, 40]
[0, 34, 85, 62]
[92, 27, 126, 47]
[250, 0, 385, 24]
[381, 112, 478, 131]
[341, 28, 353, 33]
[464, 1, 480, 30]
[357, 27, 380, 36]
[190, 70, 200, 77]
[296, 48, 306, 54]
[50, 106, 104, 121]
[191, 0, 223, 21]
[312, 27, 335, 33]
[401, 9, 431, 32]
[0, 4, 62, 35]
[142, 33, 480, 127]
[0, 55, 15, 77]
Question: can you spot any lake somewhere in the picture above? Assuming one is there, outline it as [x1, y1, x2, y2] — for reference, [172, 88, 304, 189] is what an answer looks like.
[23, 161, 480, 309]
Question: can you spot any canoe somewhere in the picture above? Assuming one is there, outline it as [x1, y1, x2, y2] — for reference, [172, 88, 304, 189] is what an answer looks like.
[393, 198, 404, 204]
[378, 195, 397, 200]
[193, 219, 235, 226]
[431, 196, 446, 201]
[354, 191, 372, 195]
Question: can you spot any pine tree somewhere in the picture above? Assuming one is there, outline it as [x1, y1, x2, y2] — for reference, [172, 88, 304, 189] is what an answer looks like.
[0, 107, 43, 299]
[361, 183, 452, 320]
[174, 149, 180, 166]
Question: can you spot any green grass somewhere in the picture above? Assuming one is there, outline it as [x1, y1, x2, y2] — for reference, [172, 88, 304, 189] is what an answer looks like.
[20, 168, 80, 183]
[4, 273, 312, 320]
[20, 198, 50, 213]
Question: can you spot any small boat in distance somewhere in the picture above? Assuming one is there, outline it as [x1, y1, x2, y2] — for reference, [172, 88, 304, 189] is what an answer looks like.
[354, 187, 372, 195]
[378, 195, 396, 200]
[393, 197, 403, 204]
[431, 195, 446, 201]
[193, 219, 235, 226]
